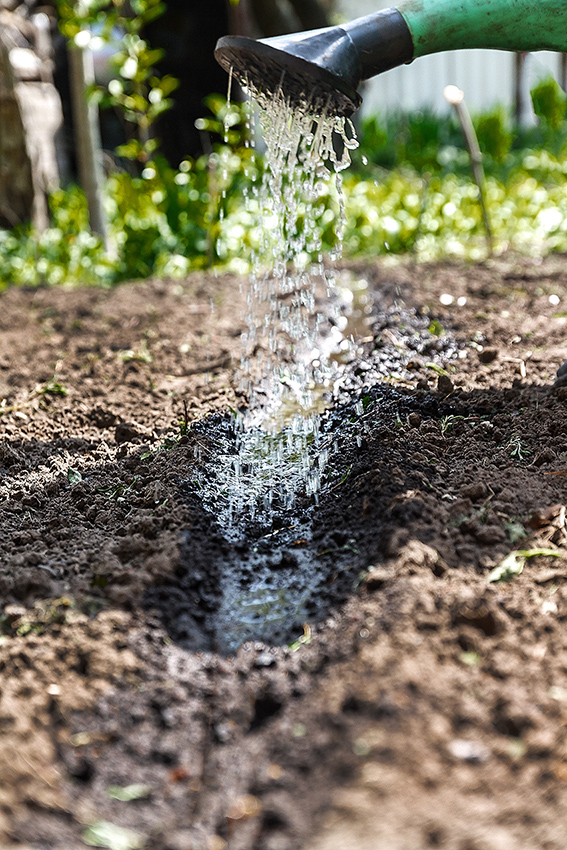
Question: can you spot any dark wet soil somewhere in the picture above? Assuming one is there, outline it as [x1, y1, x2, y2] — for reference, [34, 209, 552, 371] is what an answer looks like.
[3, 255, 567, 849]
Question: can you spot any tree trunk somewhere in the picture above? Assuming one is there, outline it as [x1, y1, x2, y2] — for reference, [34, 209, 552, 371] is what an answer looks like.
[0, 35, 34, 228]
[0, 12, 63, 231]
[68, 42, 109, 249]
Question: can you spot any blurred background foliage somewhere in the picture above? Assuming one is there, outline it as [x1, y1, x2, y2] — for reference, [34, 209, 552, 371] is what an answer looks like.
[1, 72, 567, 288]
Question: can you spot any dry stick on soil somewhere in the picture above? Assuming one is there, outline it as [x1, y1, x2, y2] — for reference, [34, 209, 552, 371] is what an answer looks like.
[444, 84, 493, 256]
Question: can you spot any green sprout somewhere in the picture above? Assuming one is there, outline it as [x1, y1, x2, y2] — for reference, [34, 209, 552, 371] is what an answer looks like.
[508, 434, 531, 460]
[36, 378, 68, 396]
[487, 548, 561, 583]
[440, 414, 465, 435]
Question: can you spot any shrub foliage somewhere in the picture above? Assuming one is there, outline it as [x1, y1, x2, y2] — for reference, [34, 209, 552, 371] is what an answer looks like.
[1, 70, 567, 288]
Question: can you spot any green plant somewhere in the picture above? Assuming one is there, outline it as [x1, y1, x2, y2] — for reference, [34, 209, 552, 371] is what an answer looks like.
[355, 79, 567, 182]
[475, 107, 513, 163]
[57, 0, 178, 163]
[428, 319, 444, 336]
[289, 623, 312, 652]
[117, 342, 153, 364]
[488, 548, 561, 583]
[1, 597, 74, 637]
[97, 477, 139, 501]
[36, 377, 69, 396]
[177, 401, 190, 437]
[356, 109, 461, 173]
[508, 434, 531, 460]
[439, 414, 465, 435]
[5, 74, 567, 287]
[531, 76, 567, 132]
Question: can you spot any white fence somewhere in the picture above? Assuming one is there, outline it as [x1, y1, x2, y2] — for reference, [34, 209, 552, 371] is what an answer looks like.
[337, 0, 565, 120]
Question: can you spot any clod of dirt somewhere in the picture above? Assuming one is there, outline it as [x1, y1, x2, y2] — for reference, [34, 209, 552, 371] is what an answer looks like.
[478, 347, 499, 364]
[115, 421, 143, 443]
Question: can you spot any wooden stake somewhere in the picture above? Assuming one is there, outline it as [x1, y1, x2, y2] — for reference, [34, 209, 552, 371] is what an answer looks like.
[68, 36, 110, 252]
[444, 84, 493, 256]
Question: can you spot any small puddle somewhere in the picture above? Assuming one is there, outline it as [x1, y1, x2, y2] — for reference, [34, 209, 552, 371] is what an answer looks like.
[211, 522, 322, 654]
[178, 413, 354, 655]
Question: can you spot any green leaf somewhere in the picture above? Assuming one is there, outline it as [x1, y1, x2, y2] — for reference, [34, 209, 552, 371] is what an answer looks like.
[82, 820, 145, 850]
[488, 548, 561, 583]
[516, 548, 562, 559]
[487, 551, 526, 583]
[424, 362, 450, 377]
[107, 783, 152, 802]
[531, 76, 567, 130]
[144, 48, 165, 67]
[67, 467, 83, 485]
[159, 75, 180, 96]
[37, 378, 68, 396]
[428, 319, 444, 336]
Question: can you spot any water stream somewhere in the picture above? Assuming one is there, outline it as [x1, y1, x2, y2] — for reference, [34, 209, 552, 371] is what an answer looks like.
[190, 82, 364, 650]
[206, 85, 358, 509]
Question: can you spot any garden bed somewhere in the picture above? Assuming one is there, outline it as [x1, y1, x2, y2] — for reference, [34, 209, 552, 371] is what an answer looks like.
[2, 254, 567, 848]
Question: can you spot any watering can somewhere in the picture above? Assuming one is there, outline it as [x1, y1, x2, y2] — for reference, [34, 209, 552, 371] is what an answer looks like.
[215, 0, 567, 116]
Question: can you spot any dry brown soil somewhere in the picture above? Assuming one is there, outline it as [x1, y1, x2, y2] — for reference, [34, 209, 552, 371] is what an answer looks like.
[3, 255, 567, 849]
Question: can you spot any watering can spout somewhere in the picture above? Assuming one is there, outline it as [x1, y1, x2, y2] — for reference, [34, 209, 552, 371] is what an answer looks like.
[215, 0, 567, 117]
[215, 9, 412, 116]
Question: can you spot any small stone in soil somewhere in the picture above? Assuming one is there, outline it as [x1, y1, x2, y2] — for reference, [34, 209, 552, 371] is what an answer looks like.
[115, 422, 141, 443]
[478, 347, 499, 364]
[448, 738, 491, 763]
[437, 375, 454, 395]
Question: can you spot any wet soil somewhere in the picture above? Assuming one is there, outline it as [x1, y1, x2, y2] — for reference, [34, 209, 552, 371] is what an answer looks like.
[3, 255, 567, 849]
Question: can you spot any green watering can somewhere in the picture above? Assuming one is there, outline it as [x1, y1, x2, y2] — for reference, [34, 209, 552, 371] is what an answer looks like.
[215, 0, 567, 116]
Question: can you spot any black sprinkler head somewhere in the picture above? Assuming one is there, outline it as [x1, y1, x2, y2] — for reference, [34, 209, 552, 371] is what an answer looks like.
[215, 33, 361, 117]
[215, 9, 414, 118]
[214, 26, 364, 117]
